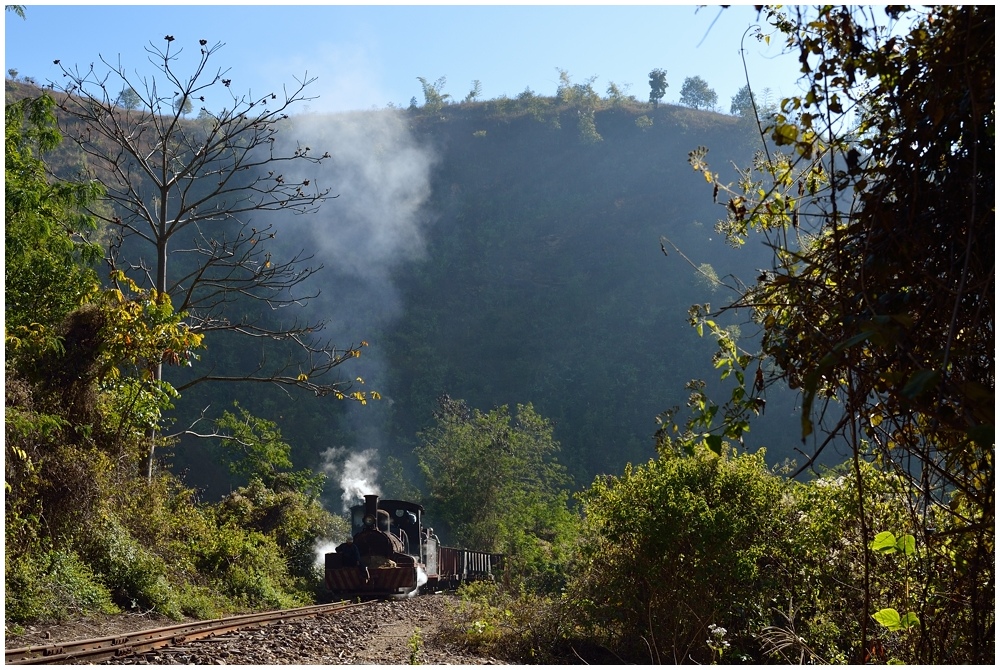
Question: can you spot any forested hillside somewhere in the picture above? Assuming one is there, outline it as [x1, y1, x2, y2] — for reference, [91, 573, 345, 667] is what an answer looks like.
[386, 102, 785, 480]
[162, 89, 806, 496]
[6, 5, 992, 664]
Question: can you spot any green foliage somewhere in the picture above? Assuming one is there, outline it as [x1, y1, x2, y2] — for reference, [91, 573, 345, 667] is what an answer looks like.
[576, 109, 602, 145]
[563, 445, 947, 664]
[98, 272, 204, 380]
[215, 403, 294, 480]
[515, 87, 553, 122]
[648, 68, 668, 108]
[604, 81, 632, 108]
[463, 79, 482, 104]
[415, 397, 578, 592]
[115, 85, 141, 110]
[213, 403, 329, 507]
[774, 462, 903, 663]
[4, 93, 102, 339]
[172, 93, 192, 116]
[695, 262, 721, 293]
[6, 91, 206, 624]
[214, 477, 346, 587]
[871, 530, 915, 557]
[653, 305, 763, 459]
[3, 73, 347, 630]
[407, 628, 424, 664]
[86, 515, 181, 616]
[381, 455, 424, 502]
[685, 6, 992, 660]
[569, 446, 786, 663]
[3, 98, 316, 623]
[729, 84, 756, 117]
[194, 521, 297, 609]
[727, 83, 778, 150]
[553, 69, 603, 143]
[5, 549, 118, 622]
[416, 76, 450, 114]
[384, 102, 766, 488]
[445, 581, 580, 663]
[873, 608, 918, 633]
[679, 76, 718, 110]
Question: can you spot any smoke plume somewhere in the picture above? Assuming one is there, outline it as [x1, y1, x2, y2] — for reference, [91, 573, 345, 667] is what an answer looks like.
[260, 107, 436, 505]
[321, 446, 382, 512]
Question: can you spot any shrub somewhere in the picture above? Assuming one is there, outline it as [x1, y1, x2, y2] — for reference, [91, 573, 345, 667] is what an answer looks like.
[195, 522, 297, 610]
[444, 581, 581, 663]
[5, 549, 118, 623]
[174, 583, 223, 620]
[775, 460, 959, 664]
[569, 446, 788, 663]
[214, 478, 347, 590]
[86, 516, 181, 617]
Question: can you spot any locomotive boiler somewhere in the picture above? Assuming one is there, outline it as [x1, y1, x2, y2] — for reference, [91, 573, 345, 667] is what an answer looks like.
[325, 494, 503, 599]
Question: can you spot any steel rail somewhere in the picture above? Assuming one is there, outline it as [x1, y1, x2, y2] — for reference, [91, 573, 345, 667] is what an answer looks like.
[5, 600, 374, 665]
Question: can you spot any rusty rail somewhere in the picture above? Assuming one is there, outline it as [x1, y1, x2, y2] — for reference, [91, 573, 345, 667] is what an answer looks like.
[5, 600, 373, 665]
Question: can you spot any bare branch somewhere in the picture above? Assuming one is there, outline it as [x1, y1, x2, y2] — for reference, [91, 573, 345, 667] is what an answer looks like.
[49, 38, 367, 474]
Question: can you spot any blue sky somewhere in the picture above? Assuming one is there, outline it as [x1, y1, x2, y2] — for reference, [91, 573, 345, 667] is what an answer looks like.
[5, 3, 806, 114]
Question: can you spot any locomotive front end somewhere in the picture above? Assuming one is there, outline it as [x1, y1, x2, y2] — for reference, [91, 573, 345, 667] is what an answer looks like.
[325, 494, 420, 598]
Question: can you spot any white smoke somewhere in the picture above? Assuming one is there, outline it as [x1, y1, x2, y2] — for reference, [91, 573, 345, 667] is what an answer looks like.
[270, 108, 436, 298]
[314, 540, 341, 570]
[321, 446, 381, 512]
[406, 566, 429, 598]
[262, 105, 437, 477]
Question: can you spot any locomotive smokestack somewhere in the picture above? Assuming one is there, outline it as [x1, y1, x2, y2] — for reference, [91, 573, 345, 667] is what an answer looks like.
[363, 494, 380, 527]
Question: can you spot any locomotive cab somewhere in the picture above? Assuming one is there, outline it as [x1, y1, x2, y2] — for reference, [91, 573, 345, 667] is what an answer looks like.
[368, 500, 421, 558]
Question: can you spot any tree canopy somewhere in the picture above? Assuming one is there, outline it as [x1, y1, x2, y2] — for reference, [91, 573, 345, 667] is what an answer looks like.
[647, 68, 667, 108]
[729, 83, 756, 117]
[679, 75, 718, 110]
[415, 397, 578, 591]
[4, 94, 102, 336]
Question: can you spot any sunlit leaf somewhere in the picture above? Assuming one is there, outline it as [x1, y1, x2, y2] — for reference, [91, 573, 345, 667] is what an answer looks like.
[873, 608, 901, 629]
[872, 530, 897, 553]
[895, 533, 916, 556]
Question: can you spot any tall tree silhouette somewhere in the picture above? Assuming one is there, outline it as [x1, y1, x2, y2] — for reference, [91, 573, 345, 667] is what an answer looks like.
[54, 37, 372, 473]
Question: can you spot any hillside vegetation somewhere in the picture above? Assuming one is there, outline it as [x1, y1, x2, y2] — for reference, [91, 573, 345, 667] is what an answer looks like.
[5, 5, 992, 664]
[165, 77, 807, 496]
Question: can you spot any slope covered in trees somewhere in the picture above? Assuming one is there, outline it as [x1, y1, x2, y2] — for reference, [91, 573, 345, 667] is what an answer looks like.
[166, 87, 804, 495]
[379, 99, 798, 482]
[6, 5, 992, 662]
[5, 86, 347, 623]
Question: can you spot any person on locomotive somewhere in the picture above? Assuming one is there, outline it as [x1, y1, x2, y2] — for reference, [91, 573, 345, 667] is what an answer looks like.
[334, 537, 370, 583]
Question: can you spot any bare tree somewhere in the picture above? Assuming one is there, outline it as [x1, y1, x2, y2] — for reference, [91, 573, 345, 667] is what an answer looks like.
[53, 37, 369, 473]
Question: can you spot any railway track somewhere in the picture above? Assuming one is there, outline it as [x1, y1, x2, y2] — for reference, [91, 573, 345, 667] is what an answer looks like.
[5, 600, 374, 665]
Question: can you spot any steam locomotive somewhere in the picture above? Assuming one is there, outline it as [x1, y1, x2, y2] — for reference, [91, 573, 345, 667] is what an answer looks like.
[325, 494, 504, 598]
